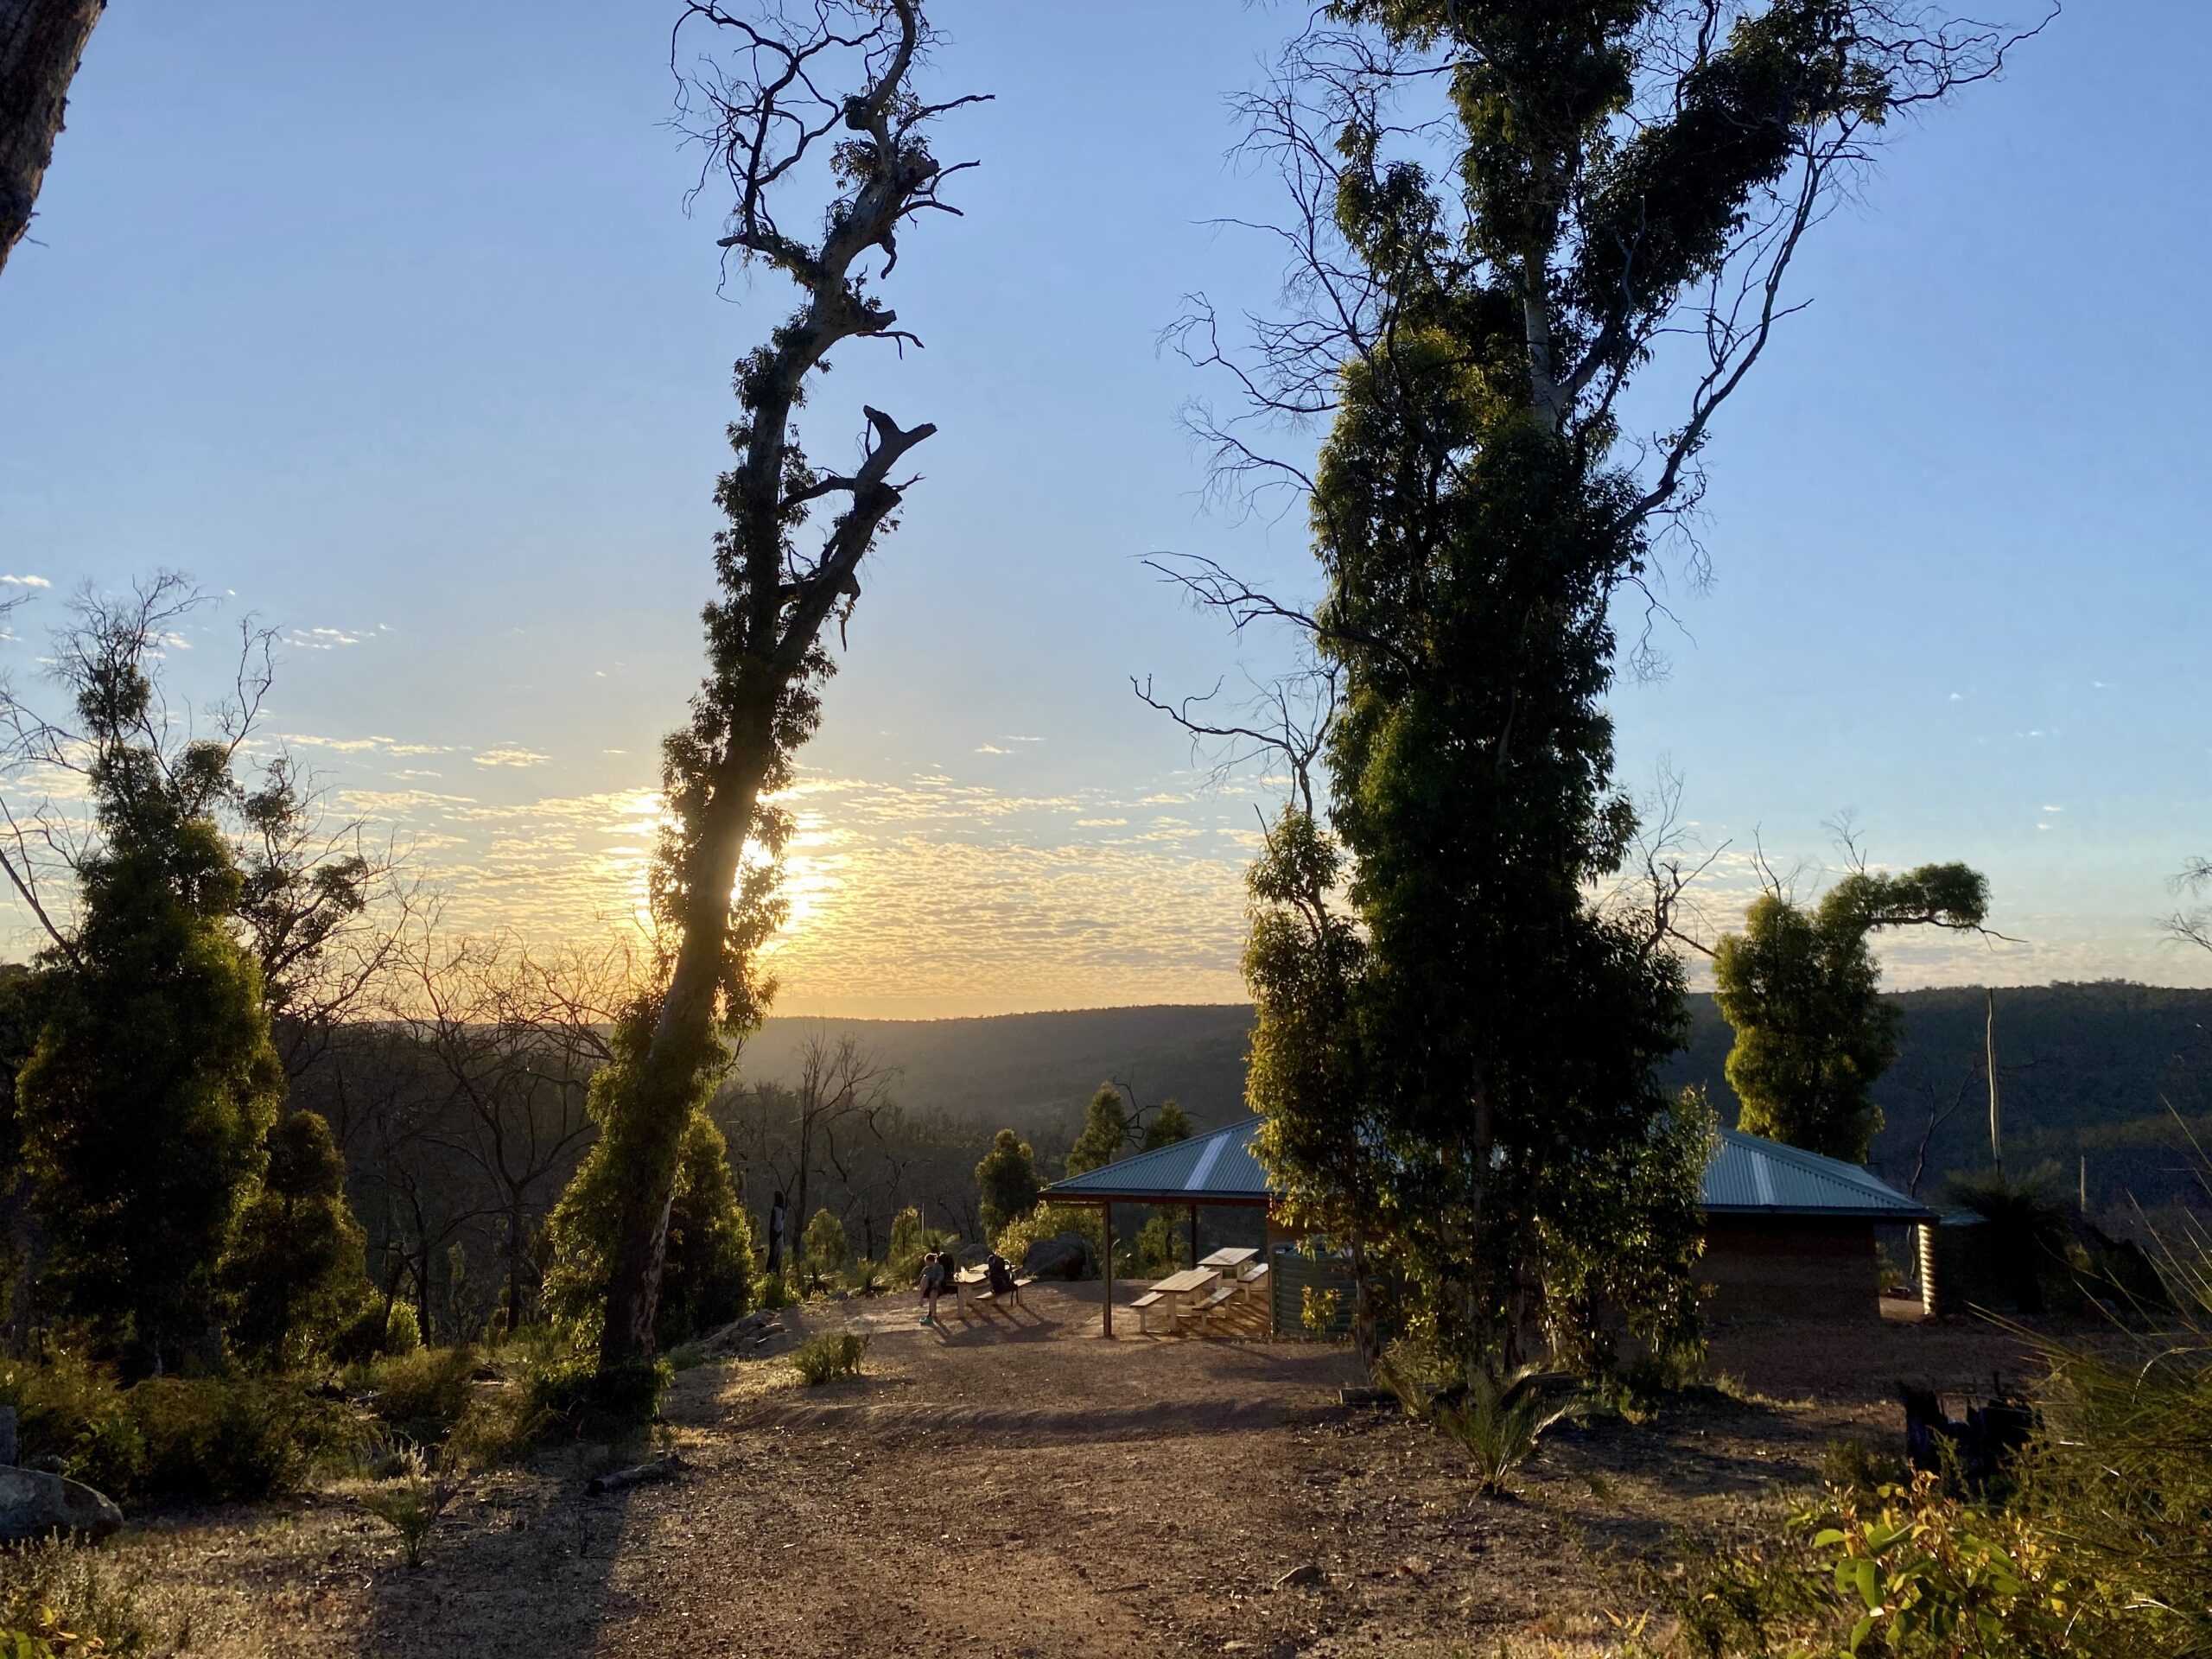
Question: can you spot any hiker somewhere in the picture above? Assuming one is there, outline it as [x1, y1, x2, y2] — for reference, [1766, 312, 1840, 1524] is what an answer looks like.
[766, 1191, 787, 1278]
[918, 1249, 949, 1325]
[984, 1252, 1017, 1298]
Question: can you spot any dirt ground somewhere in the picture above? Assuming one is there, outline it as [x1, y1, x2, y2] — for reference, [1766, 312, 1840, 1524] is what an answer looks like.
[106, 1285, 2050, 1659]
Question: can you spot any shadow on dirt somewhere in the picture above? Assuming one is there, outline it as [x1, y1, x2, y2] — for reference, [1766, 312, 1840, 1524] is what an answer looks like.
[349, 1447, 638, 1657]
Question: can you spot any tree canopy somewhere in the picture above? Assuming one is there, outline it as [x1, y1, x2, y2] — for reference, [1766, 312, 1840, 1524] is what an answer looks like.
[1713, 863, 1990, 1160]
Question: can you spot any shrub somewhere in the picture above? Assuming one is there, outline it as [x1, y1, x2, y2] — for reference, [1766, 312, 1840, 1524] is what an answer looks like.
[0, 1540, 156, 1656]
[523, 1357, 671, 1440]
[369, 1346, 480, 1443]
[990, 1204, 1095, 1279]
[1821, 1434, 1907, 1497]
[1431, 1363, 1583, 1495]
[0, 1353, 124, 1470]
[849, 1258, 885, 1297]
[800, 1209, 849, 1288]
[112, 1378, 353, 1504]
[788, 1332, 867, 1387]
[359, 1439, 462, 1569]
[753, 1271, 792, 1311]
[332, 1299, 422, 1365]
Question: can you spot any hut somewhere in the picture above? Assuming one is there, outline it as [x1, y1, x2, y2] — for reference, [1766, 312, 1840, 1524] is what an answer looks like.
[1040, 1118, 1935, 1334]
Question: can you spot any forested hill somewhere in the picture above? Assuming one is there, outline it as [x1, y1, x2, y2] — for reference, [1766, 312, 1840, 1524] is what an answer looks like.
[747, 983, 2212, 1204]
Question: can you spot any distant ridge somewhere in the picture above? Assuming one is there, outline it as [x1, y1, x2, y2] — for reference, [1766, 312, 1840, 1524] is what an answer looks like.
[745, 984, 2212, 1205]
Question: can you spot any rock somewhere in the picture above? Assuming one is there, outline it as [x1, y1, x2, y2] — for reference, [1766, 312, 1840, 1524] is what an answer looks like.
[23, 1455, 63, 1476]
[1271, 1563, 1321, 1591]
[0, 1465, 121, 1541]
[1020, 1232, 1089, 1280]
[1396, 1556, 1432, 1577]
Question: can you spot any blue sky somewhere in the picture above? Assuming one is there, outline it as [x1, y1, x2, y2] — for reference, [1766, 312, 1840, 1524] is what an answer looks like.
[1, 2, 2206, 1014]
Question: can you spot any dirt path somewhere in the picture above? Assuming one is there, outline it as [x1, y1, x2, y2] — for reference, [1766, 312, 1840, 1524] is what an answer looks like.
[124, 1287, 2048, 1658]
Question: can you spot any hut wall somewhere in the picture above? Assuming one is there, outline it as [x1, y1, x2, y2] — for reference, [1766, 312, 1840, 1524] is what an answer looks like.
[1700, 1217, 1881, 1324]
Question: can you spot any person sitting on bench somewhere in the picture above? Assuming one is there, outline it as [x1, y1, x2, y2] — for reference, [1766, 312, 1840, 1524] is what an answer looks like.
[984, 1252, 1020, 1300]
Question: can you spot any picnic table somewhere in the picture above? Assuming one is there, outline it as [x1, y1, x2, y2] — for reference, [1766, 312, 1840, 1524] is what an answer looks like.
[1198, 1247, 1259, 1278]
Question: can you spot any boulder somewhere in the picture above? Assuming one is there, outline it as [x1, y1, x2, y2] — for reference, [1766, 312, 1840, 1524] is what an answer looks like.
[1021, 1232, 1089, 1281]
[0, 1465, 122, 1541]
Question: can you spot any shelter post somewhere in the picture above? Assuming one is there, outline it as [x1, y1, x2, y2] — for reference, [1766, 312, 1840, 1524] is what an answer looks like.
[1102, 1201, 1114, 1338]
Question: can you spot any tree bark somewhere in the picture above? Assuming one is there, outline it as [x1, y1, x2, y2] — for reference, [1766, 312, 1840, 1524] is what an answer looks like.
[0, 0, 103, 277]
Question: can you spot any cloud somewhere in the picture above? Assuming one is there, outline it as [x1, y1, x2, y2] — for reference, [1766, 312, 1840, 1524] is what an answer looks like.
[472, 747, 551, 768]
[1948, 692, 1963, 702]
[2041, 804, 2063, 814]
[974, 744, 1010, 755]
[280, 733, 454, 758]
[0, 575, 51, 589]
[284, 626, 372, 651]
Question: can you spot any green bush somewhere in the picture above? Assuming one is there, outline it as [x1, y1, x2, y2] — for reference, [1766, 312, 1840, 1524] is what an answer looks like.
[990, 1204, 1095, 1279]
[753, 1270, 792, 1311]
[788, 1332, 868, 1387]
[800, 1209, 849, 1287]
[0, 1539, 156, 1656]
[0, 1353, 124, 1470]
[358, 1438, 462, 1569]
[332, 1298, 422, 1365]
[524, 1357, 671, 1440]
[0, 1362, 353, 1506]
[1431, 1363, 1583, 1495]
[369, 1346, 480, 1443]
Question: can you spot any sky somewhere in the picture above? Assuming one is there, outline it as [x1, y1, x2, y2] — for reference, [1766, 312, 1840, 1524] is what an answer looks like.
[1, 2, 2208, 1017]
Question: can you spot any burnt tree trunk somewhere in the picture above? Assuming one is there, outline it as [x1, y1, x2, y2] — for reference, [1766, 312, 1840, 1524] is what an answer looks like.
[0, 0, 102, 276]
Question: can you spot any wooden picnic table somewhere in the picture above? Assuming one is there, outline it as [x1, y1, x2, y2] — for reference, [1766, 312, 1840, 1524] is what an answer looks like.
[1149, 1267, 1220, 1306]
[1198, 1247, 1258, 1276]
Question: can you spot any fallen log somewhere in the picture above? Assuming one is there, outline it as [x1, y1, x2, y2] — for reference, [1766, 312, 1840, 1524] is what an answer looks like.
[586, 1453, 688, 1497]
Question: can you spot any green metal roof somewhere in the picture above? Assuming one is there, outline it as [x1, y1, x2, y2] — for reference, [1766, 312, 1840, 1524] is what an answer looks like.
[1041, 1117, 1935, 1223]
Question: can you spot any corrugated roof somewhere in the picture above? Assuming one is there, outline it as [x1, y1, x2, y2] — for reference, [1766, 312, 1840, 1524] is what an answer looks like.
[1040, 1120, 1274, 1204]
[1041, 1118, 1935, 1222]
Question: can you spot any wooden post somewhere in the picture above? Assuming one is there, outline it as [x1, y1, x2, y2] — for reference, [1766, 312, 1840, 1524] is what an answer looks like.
[1188, 1205, 1198, 1268]
[1986, 988, 2003, 1178]
[1102, 1201, 1114, 1338]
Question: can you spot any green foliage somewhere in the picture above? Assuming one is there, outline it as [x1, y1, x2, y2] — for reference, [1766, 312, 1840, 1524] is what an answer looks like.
[1131, 1211, 1188, 1279]
[0, 1357, 351, 1504]
[359, 1438, 463, 1568]
[849, 1257, 884, 1296]
[522, 1355, 671, 1440]
[1141, 1100, 1194, 1151]
[886, 1206, 927, 1284]
[1064, 1084, 1130, 1177]
[787, 1332, 868, 1387]
[799, 1208, 849, 1287]
[91, 1378, 352, 1505]
[12, 588, 292, 1378]
[547, 1080, 753, 1351]
[1431, 1363, 1585, 1497]
[1713, 866, 1988, 1161]
[0, 1541, 156, 1657]
[1943, 1166, 2076, 1316]
[368, 1346, 481, 1444]
[222, 1111, 371, 1370]
[992, 1204, 1101, 1279]
[973, 1128, 1041, 1237]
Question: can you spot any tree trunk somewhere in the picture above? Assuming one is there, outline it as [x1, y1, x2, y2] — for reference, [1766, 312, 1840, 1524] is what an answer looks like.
[0, 0, 102, 276]
[595, 718, 777, 1370]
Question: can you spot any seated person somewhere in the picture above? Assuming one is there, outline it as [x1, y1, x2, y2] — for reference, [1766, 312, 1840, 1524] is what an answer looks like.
[984, 1252, 1018, 1297]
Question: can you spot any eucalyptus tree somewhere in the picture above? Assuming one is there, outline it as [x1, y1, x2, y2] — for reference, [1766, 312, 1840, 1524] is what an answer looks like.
[1713, 860, 1991, 1161]
[0, 0, 104, 278]
[582, 0, 983, 1378]
[1164, 2, 2037, 1368]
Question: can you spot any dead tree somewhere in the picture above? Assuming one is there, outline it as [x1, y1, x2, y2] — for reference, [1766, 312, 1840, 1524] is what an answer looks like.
[0, 0, 103, 277]
[593, 0, 983, 1371]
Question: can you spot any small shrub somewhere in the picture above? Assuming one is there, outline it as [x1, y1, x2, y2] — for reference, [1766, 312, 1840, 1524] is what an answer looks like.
[849, 1258, 884, 1297]
[358, 1439, 462, 1569]
[788, 1332, 868, 1387]
[332, 1300, 421, 1364]
[800, 1209, 849, 1288]
[1821, 1434, 1906, 1496]
[0, 1353, 124, 1470]
[0, 1539, 156, 1656]
[118, 1377, 354, 1503]
[524, 1357, 671, 1440]
[1432, 1363, 1583, 1495]
[369, 1346, 480, 1443]
[753, 1272, 792, 1312]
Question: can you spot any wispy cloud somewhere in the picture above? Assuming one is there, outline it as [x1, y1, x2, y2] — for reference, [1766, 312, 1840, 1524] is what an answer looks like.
[284, 626, 372, 651]
[472, 747, 551, 769]
[0, 575, 51, 589]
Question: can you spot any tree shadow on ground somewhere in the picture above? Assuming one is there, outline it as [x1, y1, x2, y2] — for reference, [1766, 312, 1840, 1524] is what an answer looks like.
[349, 1445, 636, 1658]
